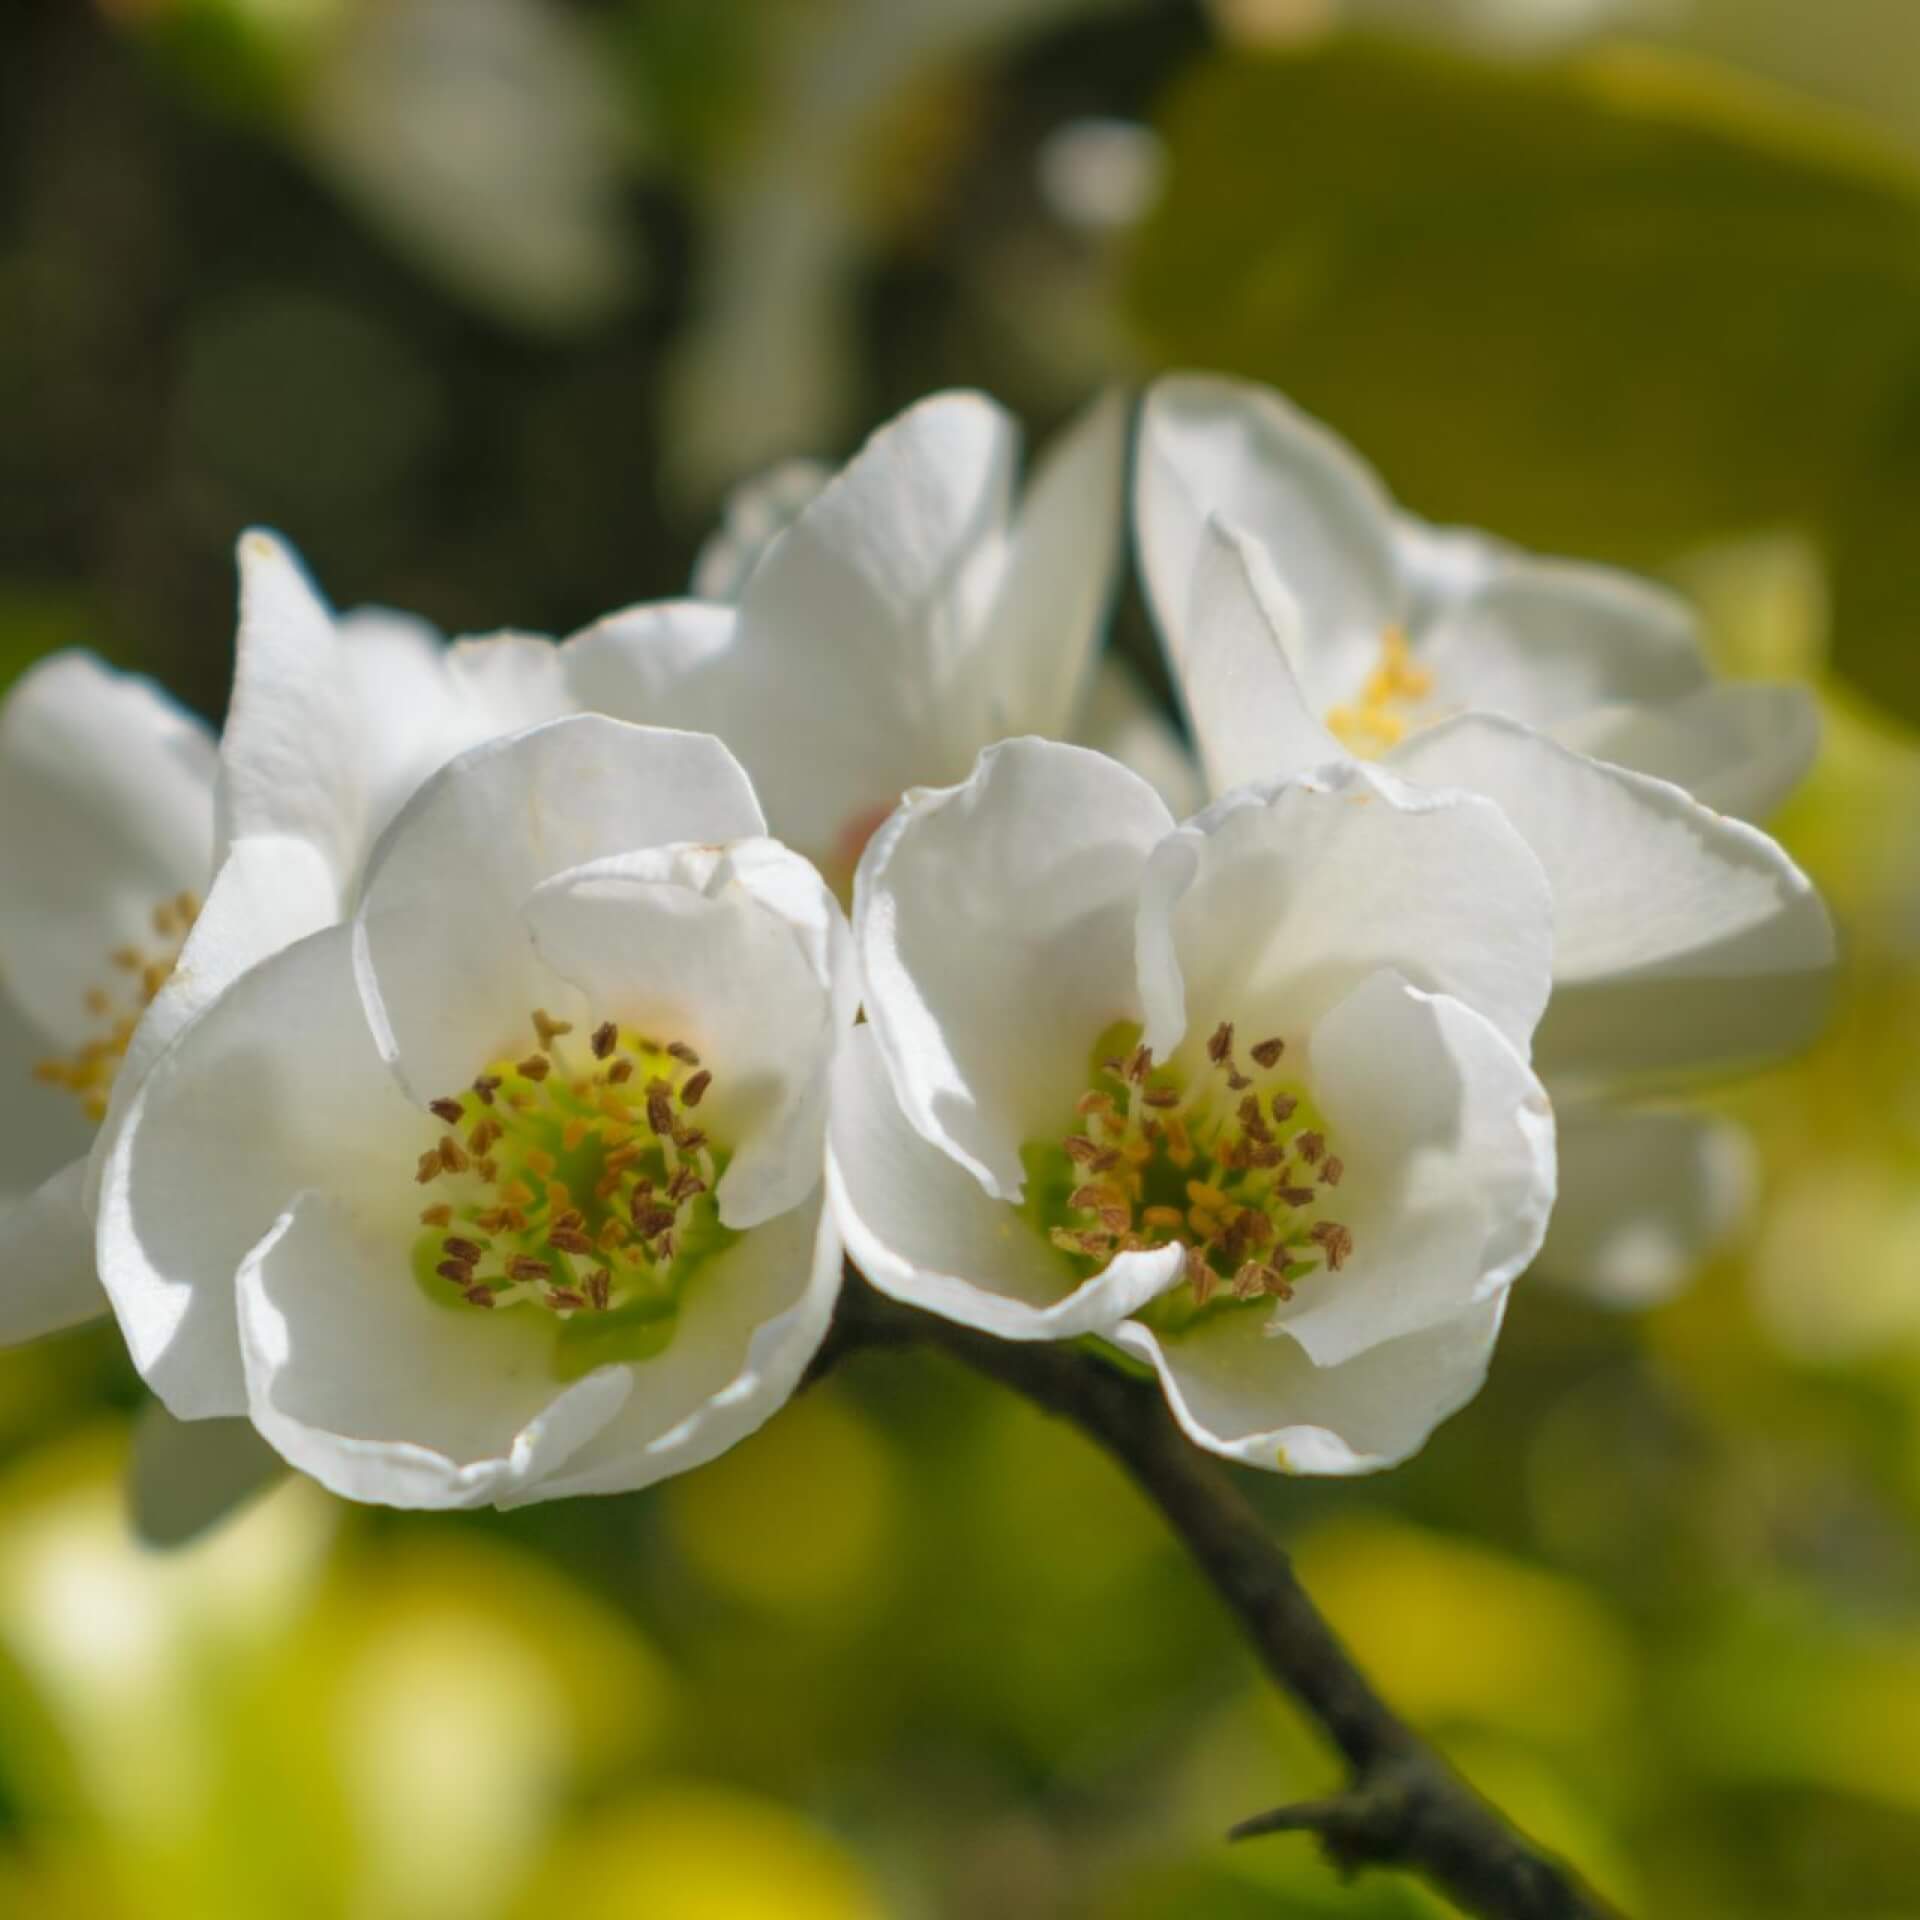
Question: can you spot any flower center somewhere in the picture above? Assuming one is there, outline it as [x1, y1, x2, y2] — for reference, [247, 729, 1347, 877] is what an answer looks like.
[31, 891, 200, 1122]
[1024, 1018, 1353, 1335]
[1325, 626, 1432, 756]
[409, 1009, 739, 1378]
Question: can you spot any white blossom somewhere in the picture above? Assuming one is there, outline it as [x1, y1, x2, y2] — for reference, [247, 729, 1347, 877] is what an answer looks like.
[830, 737, 1556, 1473]
[97, 719, 850, 1509]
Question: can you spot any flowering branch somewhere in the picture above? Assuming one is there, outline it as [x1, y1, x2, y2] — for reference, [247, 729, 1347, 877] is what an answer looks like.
[811, 1274, 1626, 1920]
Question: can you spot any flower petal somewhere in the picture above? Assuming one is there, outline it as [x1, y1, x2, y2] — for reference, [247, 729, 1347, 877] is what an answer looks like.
[0, 1158, 105, 1346]
[1174, 518, 1348, 794]
[723, 391, 1021, 852]
[1417, 559, 1709, 730]
[560, 600, 739, 725]
[974, 388, 1128, 739]
[1278, 972, 1553, 1366]
[1135, 374, 1401, 708]
[353, 717, 765, 1102]
[856, 738, 1176, 1201]
[1073, 655, 1203, 821]
[691, 458, 833, 602]
[1386, 715, 1835, 1086]
[237, 1191, 631, 1510]
[524, 839, 849, 1231]
[0, 652, 215, 1047]
[828, 1023, 1183, 1340]
[1553, 681, 1820, 824]
[1538, 1102, 1755, 1308]
[1136, 761, 1553, 1066]
[1112, 1295, 1506, 1476]
[1392, 514, 1511, 625]
[513, 1190, 842, 1504]
[126, 1403, 285, 1547]
[97, 923, 415, 1420]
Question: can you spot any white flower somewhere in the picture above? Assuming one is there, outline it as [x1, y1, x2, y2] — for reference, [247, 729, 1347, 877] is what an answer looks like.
[1136, 374, 1836, 1304]
[0, 528, 692, 1357]
[651, 390, 1198, 888]
[829, 737, 1556, 1473]
[97, 718, 850, 1510]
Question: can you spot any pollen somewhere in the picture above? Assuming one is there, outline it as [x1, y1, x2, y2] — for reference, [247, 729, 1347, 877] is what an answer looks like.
[1325, 627, 1433, 757]
[1024, 1017, 1355, 1333]
[32, 891, 201, 1123]
[407, 1014, 737, 1346]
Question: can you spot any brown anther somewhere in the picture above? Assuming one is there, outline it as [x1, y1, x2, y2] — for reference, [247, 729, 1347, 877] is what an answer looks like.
[591, 1021, 618, 1059]
[517, 1054, 551, 1081]
[464, 1286, 497, 1309]
[1164, 1116, 1194, 1168]
[1239, 1209, 1275, 1248]
[506, 1090, 533, 1110]
[1246, 1143, 1284, 1169]
[476, 1157, 499, 1185]
[1271, 1093, 1297, 1124]
[1265, 1268, 1296, 1301]
[1142, 1086, 1181, 1109]
[1250, 1037, 1286, 1070]
[468, 1118, 503, 1154]
[633, 1203, 678, 1240]
[1278, 1184, 1318, 1208]
[475, 1208, 510, 1234]
[499, 1178, 536, 1208]
[429, 1097, 465, 1126]
[547, 1289, 585, 1311]
[1310, 1220, 1354, 1271]
[655, 1231, 678, 1263]
[1226, 1070, 1251, 1091]
[607, 1058, 634, 1084]
[599, 1219, 629, 1248]
[1207, 1021, 1235, 1066]
[1068, 1182, 1119, 1213]
[1097, 1206, 1133, 1236]
[443, 1236, 485, 1265]
[668, 1166, 707, 1204]
[646, 1087, 674, 1136]
[1087, 1147, 1123, 1174]
[1063, 1134, 1102, 1165]
[506, 1255, 552, 1283]
[436, 1137, 469, 1174]
[471, 1074, 502, 1106]
[1187, 1246, 1218, 1307]
[680, 1069, 712, 1108]
[1321, 1156, 1344, 1187]
[586, 1269, 612, 1311]
[1237, 1093, 1271, 1140]
[1125, 1043, 1154, 1085]
[1295, 1131, 1326, 1166]
[667, 1041, 701, 1067]
[419, 1203, 453, 1228]
[673, 1126, 708, 1154]
[435, 1259, 476, 1286]
[1233, 1262, 1270, 1300]
[549, 1229, 594, 1256]
[1075, 1090, 1115, 1117]
[415, 1150, 443, 1185]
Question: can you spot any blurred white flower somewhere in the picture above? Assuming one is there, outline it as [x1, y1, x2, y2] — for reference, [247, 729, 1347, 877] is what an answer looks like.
[655, 389, 1197, 887]
[98, 718, 850, 1509]
[1135, 375, 1836, 1304]
[830, 737, 1555, 1472]
[300, 0, 638, 333]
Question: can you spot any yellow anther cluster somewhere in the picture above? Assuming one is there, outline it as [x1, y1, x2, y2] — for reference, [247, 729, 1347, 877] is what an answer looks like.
[1325, 627, 1433, 756]
[1041, 1019, 1352, 1322]
[412, 1009, 725, 1322]
[31, 891, 200, 1122]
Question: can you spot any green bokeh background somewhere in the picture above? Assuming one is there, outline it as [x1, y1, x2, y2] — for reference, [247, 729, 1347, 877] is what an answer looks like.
[4, 2, 1920, 1915]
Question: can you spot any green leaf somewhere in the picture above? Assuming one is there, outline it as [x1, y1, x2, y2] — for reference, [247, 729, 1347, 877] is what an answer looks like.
[1125, 37, 1920, 724]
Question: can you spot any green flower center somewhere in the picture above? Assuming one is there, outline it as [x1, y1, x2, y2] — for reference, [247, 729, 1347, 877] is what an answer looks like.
[1023, 1018, 1354, 1336]
[409, 1008, 740, 1379]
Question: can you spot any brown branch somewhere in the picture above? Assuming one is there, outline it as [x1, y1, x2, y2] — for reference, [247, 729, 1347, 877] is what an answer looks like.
[812, 1274, 1627, 1920]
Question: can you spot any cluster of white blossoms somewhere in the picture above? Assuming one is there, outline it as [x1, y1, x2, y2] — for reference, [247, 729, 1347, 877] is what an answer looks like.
[0, 375, 1832, 1520]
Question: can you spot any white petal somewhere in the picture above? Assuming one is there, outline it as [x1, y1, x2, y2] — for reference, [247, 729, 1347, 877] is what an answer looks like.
[1135, 374, 1401, 707]
[353, 717, 765, 1102]
[1538, 1103, 1755, 1308]
[1112, 1296, 1506, 1476]
[0, 652, 215, 1047]
[97, 923, 414, 1420]
[1174, 519, 1348, 794]
[723, 391, 1021, 854]
[217, 531, 366, 880]
[1553, 681, 1820, 824]
[1386, 715, 1835, 1087]
[560, 600, 739, 725]
[85, 833, 341, 1207]
[0, 992, 94, 1202]
[974, 388, 1127, 738]
[514, 1190, 842, 1504]
[1393, 513, 1512, 624]
[828, 1024, 1183, 1340]
[126, 1404, 285, 1547]
[1417, 559, 1709, 730]
[524, 839, 848, 1230]
[690, 458, 833, 602]
[1278, 973, 1553, 1365]
[855, 738, 1176, 1201]
[237, 1191, 630, 1510]
[1136, 761, 1553, 1066]
[0, 1159, 105, 1346]
[1073, 655, 1204, 821]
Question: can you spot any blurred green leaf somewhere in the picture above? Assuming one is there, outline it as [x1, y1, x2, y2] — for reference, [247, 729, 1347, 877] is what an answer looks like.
[1126, 37, 1920, 724]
